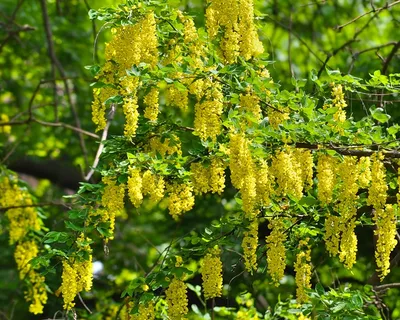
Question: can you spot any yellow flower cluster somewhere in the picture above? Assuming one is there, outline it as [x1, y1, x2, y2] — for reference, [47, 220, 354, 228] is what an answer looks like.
[133, 302, 156, 320]
[167, 183, 195, 220]
[190, 158, 226, 195]
[358, 156, 372, 188]
[334, 157, 359, 268]
[143, 87, 160, 121]
[270, 147, 307, 200]
[367, 152, 387, 209]
[0, 113, 11, 134]
[0, 176, 41, 244]
[266, 219, 287, 285]
[61, 252, 93, 309]
[149, 135, 182, 157]
[142, 170, 165, 203]
[61, 260, 78, 310]
[267, 106, 290, 129]
[375, 204, 398, 280]
[240, 91, 261, 123]
[317, 154, 337, 205]
[367, 153, 394, 279]
[205, 0, 263, 63]
[256, 160, 272, 206]
[294, 239, 312, 303]
[166, 85, 189, 111]
[91, 62, 119, 132]
[105, 12, 158, 73]
[202, 246, 223, 299]
[165, 278, 188, 320]
[0, 175, 47, 314]
[193, 79, 224, 141]
[242, 219, 258, 273]
[324, 215, 341, 257]
[229, 133, 257, 217]
[128, 168, 143, 208]
[14, 240, 38, 279]
[26, 271, 48, 314]
[331, 84, 347, 123]
[177, 10, 205, 69]
[294, 149, 314, 191]
[123, 96, 139, 137]
[101, 176, 125, 215]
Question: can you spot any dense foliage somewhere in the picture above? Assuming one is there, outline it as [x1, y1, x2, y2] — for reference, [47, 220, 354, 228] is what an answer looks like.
[1, 0, 400, 319]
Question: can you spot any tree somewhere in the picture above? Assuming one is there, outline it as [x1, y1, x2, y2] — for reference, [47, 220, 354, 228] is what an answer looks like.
[1, 0, 400, 319]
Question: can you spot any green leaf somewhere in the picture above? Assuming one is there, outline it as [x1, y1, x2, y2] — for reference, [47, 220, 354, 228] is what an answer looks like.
[370, 107, 390, 123]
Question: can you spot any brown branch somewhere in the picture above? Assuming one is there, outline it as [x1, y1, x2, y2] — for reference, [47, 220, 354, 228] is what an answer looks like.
[335, 0, 400, 31]
[83, 0, 99, 63]
[318, 12, 378, 77]
[0, 118, 99, 139]
[39, 0, 59, 121]
[39, 0, 89, 172]
[382, 41, 400, 75]
[84, 106, 116, 181]
[295, 142, 400, 158]
[0, 0, 30, 54]
[374, 283, 400, 292]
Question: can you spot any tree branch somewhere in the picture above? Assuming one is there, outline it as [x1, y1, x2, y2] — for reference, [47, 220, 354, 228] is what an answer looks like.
[84, 106, 116, 181]
[39, 0, 90, 172]
[0, 118, 99, 139]
[335, 0, 400, 31]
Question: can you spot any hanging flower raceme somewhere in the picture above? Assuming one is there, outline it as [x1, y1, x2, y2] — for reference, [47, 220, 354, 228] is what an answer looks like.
[266, 218, 287, 285]
[335, 156, 359, 269]
[374, 204, 398, 280]
[367, 152, 394, 280]
[0, 174, 48, 315]
[128, 167, 143, 208]
[324, 214, 342, 257]
[60, 236, 93, 310]
[105, 12, 158, 73]
[242, 219, 259, 273]
[317, 154, 337, 205]
[294, 239, 312, 303]
[331, 83, 347, 124]
[101, 176, 125, 231]
[202, 246, 223, 299]
[256, 160, 272, 206]
[133, 302, 156, 320]
[229, 133, 257, 217]
[165, 278, 189, 320]
[240, 90, 261, 123]
[167, 182, 195, 220]
[205, 0, 263, 63]
[143, 87, 160, 121]
[141, 170, 165, 203]
[358, 156, 372, 188]
[270, 147, 303, 199]
[193, 78, 224, 142]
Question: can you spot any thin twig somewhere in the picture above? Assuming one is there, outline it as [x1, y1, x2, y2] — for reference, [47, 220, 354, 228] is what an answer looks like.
[39, 0, 89, 171]
[335, 0, 400, 31]
[84, 105, 116, 181]
[83, 0, 99, 63]
[39, 0, 59, 121]
[0, 118, 99, 139]
[382, 41, 400, 75]
[78, 293, 92, 314]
